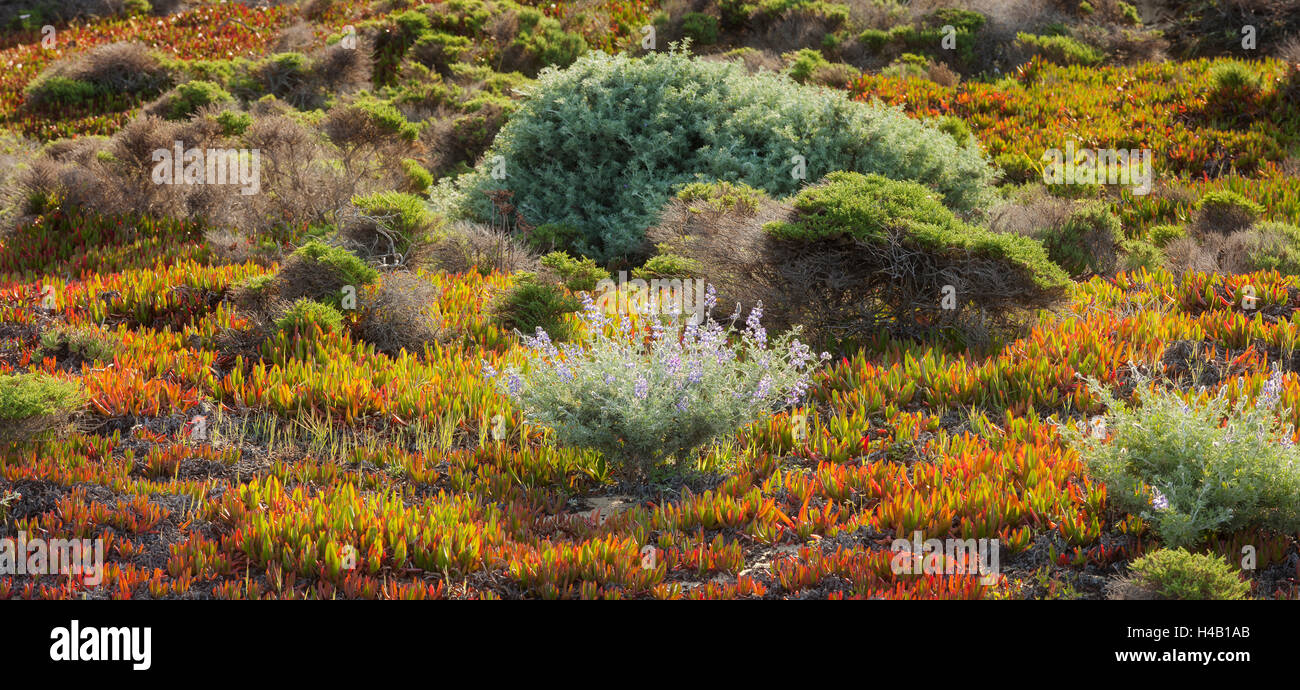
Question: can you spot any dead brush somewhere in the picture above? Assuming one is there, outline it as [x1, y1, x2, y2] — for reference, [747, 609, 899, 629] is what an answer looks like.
[356, 272, 446, 355]
[422, 220, 540, 276]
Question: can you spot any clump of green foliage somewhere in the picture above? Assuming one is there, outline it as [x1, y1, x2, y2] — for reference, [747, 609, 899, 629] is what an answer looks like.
[1194, 190, 1264, 234]
[0, 373, 82, 444]
[1014, 32, 1104, 66]
[1121, 239, 1163, 272]
[677, 181, 765, 215]
[631, 253, 703, 280]
[1126, 549, 1249, 600]
[1071, 372, 1300, 548]
[402, 159, 434, 193]
[1148, 223, 1186, 247]
[494, 278, 580, 341]
[680, 12, 720, 45]
[213, 109, 252, 136]
[23, 76, 99, 108]
[540, 252, 610, 291]
[276, 298, 345, 335]
[858, 8, 985, 65]
[442, 50, 996, 261]
[1208, 61, 1262, 95]
[787, 48, 830, 83]
[1036, 204, 1124, 277]
[293, 240, 380, 289]
[165, 80, 234, 120]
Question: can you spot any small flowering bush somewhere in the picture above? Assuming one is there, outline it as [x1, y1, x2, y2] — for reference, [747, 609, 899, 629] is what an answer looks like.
[1070, 371, 1300, 548]
[484, 287, 829, 475]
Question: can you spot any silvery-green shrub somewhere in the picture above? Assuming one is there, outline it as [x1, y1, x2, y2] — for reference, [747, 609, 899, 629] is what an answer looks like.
[483, 289, 829, 474]
[438, 48, 997, 261]
[1069, 371, 1300, 548]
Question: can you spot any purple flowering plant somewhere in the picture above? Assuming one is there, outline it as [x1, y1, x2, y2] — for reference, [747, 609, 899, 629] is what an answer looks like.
[482, 285, 829, 475]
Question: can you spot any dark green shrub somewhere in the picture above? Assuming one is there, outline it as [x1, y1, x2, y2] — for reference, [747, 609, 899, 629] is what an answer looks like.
[23, 76, 98, 109]
[402, 158, 434, 193]
[680, 12, 720, 45]
[1125, 549, 1248, 600]
[526, 222, 581, 253]
[1036, 205, 1124, 277]
[411, 31, 472, 73]
[509, 9, 588, 76]
[293, 240, 380, 287]
[494, 279, 580, 341]
[995, 153, 1038, 184]
[1121, 239, 1163, 273]
[445, 50, 997, 262]
[274, 241, 379, 309]
[352, 191, 437, 252]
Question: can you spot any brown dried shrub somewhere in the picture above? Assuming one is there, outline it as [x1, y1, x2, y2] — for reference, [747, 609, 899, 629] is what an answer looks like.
[422, 220, 540, 275]
[356, 272, 446, 355]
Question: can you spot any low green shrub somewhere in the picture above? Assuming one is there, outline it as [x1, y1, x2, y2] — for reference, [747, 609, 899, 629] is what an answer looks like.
[292, 240, 380, 288]
[787, 48, 830, 83]
[1070, 372, 1300, 548]
[1121, 239, 1163, 272]
[165, 80, 234, 120]
[23, 76, 98, 109]
[1126, 548, 1249, 600]
[276, 298, 345, 335]
[0, 373, 82, 444]
[1014, 32, 1104, 66]
[402, 158, 434, 193]
[1208, 61, 1262, 95]
[631, 253, 703, 280]
[1194, 190, 1264, 234]
[1148, 223, 1186, 247]
[680, 12, 720, 45]
[493, 278, 580, 341]
[1036, 204, 1124, 277]
[540, 252, 610, 291]
[213, 109, 252, 136]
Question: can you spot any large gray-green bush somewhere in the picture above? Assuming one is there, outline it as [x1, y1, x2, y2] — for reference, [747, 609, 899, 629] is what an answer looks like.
[435, 49, 997, 261]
